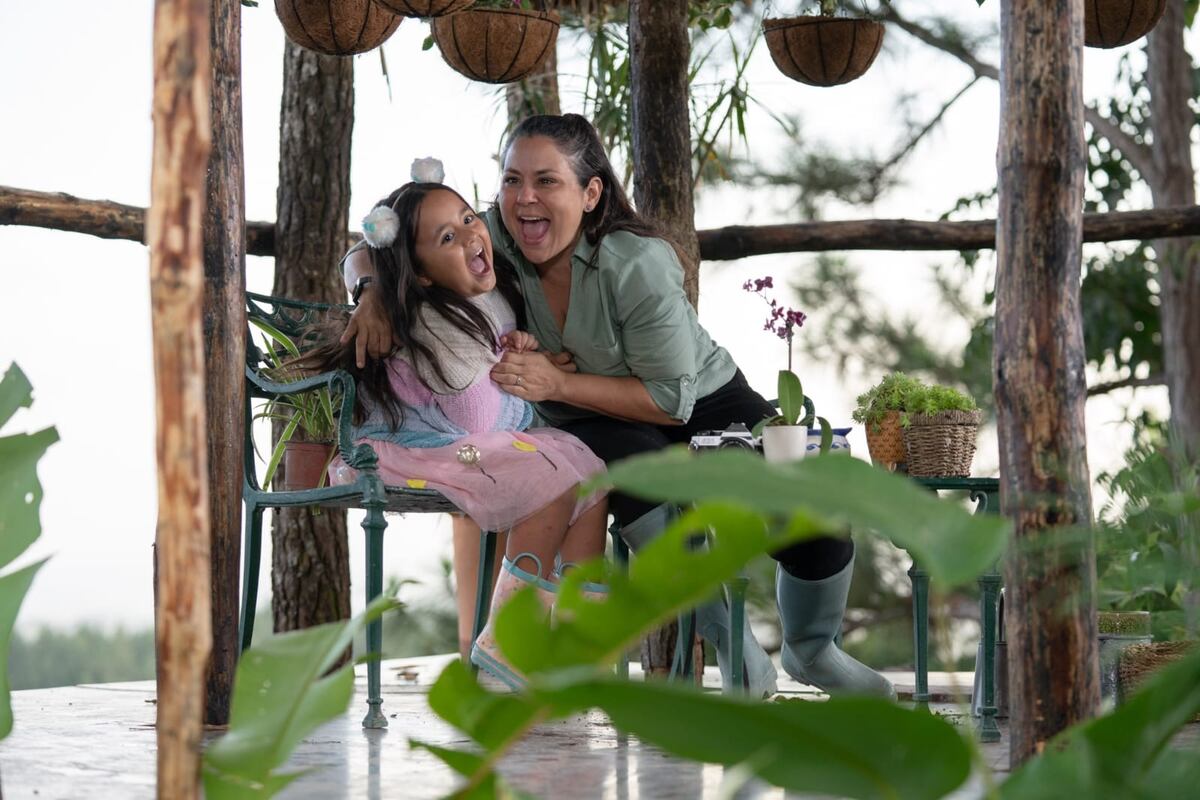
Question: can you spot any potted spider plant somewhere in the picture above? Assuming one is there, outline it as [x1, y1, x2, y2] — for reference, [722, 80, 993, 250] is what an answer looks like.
[253, 320, 342, 492]
[274, 0, 402, 56]
[431, 0, 560, 84]
[762, 0, 886, 87]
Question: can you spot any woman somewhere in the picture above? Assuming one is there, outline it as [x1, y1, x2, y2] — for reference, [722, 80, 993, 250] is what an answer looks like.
[344, 114, 893, 700]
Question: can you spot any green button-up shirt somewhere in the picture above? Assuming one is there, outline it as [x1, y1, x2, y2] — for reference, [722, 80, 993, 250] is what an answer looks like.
[486, 209, 737, 426]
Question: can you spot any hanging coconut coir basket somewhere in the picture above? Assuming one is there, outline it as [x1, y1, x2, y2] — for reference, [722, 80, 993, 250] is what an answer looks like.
[275, 0, 402, 56]
[372, 0, 474, 18]
[763, 16, 884, 87]
[1085, 0, 1167, 49]
[432, 6, 560, 84]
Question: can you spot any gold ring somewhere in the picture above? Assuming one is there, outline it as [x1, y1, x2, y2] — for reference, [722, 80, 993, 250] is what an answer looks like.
[516, 375, 523, 386]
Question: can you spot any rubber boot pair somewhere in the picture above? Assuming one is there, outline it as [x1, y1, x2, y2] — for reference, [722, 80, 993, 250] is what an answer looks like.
[469, 553, 556, 691]
[620, 505, 779, 699]
[470, 554, 610, 690]
[776, 547, 896, 699]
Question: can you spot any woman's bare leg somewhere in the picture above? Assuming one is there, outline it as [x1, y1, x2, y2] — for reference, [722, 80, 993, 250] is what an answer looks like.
[451, 515, 505, 660]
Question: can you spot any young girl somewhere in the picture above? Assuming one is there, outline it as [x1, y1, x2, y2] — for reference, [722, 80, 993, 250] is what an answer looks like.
[325, 181, 608, 689]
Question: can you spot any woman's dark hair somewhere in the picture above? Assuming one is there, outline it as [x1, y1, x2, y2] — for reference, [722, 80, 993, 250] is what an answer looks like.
[301, 182, 525, 428]
[501, 113, 688, 269]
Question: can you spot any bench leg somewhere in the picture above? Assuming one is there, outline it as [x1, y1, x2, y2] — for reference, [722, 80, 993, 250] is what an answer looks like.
[238, 502, 264, 653]
[469, 529, 498, 675]
[362, 503, 388, 729]
[908, 560, 930, 708]
[978, 569, 1002, 742]
[610, 523, 630, 680]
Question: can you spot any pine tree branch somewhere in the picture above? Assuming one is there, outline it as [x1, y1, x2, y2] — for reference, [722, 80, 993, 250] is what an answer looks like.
[1087, 372, 1166, 397]
[879, 6, 1160, 184]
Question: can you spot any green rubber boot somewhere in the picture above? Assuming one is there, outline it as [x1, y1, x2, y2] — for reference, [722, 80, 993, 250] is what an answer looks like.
[776, 551, 896, 699]
[621, 505, 778, 699]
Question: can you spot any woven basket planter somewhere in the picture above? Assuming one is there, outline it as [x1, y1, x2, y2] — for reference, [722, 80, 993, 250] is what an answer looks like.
[1085, 0, 1166, 49]
[432, 7, 560, 84]
[903, 409, 981, 478]
[865, 410, 906, 469]
[372, 0, 473, 18]
[1118, 640, 1198, 717]
[275, 0, 401, 56]
[762, 16, 884, 87]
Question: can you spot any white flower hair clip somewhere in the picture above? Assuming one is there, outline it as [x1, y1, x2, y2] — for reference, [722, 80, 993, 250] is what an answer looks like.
[411, 157, 445, 184]
[362, 205, 400, 249]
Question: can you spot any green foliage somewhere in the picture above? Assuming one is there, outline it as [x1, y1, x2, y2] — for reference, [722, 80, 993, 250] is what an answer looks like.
[250, 318, 341, 487]
[901, 383, 976, 418]
[851, 372, 924, 429]
[0, 364, 54, 740]
[203, 595, 400, 799]
[8, 625, 155, 690]
[1000, 644, 1200, 799]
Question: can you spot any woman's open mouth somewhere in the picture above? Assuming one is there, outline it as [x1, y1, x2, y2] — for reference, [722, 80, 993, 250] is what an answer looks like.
[517, 215, 551, 246]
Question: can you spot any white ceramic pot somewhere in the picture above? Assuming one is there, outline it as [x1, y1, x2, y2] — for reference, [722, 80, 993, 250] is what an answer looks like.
[762, 425, 809, 463]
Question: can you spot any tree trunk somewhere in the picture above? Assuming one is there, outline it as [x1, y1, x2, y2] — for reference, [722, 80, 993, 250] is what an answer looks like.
[148, 0, 212, 795]
[627, 0, 701, 681]
[1145, 0, 1200, 636]
[995, 0, 1099, 766]
[270, 40, 353, 635]
[505, 45, 560, 124]
[202, 0, 246, 727]
[629, 0, 700, 307]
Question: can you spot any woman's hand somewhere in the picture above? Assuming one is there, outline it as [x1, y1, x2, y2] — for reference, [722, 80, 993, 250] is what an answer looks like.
[491, 351, 567, 402]
[339, 288, 396, 368]
[548, 351, 577, 373]
[500, 330, 540, 353]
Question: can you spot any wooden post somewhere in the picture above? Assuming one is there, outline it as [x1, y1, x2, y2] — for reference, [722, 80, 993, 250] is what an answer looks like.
[629, 0, 701, 306]
[202, 0, 246, 726]
[995, 0, 1099, 766]
[628, 0, 703, 680]
[270, 39, 353, 635]
[148, 0, 212, 795]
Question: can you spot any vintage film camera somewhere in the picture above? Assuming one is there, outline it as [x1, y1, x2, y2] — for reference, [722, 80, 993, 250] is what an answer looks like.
[688, 422, 762, 453]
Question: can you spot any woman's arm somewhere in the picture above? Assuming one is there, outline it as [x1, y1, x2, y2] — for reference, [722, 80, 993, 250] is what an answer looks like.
[491, 352, 679, 425]
[339, 247, 395, 368]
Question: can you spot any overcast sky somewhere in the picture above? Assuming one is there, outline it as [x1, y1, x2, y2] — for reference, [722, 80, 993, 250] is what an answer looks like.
[0, 1, 1177, 631]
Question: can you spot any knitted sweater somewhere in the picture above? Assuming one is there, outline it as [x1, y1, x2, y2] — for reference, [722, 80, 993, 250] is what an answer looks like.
[352, 291, 533, 448]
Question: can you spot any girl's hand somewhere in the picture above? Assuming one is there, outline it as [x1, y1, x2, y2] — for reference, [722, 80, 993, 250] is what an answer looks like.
[500, 330, 540, 353]
[339, 288, 396, 368]
[491, 351, 566, 402]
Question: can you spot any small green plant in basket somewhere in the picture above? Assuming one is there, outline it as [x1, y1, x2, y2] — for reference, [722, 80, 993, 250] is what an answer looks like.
[251, 318, 341, 490]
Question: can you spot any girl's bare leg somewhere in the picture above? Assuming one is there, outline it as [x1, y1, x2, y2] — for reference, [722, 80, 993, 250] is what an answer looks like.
[504, 488, 577, 575]
[451, 515, 506, 660]
[557, 498, 609, 568]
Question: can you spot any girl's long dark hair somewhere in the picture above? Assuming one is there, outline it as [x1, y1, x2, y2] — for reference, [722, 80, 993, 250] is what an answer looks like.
[301, 183, 525, 428]
[500, 113, 689, 270]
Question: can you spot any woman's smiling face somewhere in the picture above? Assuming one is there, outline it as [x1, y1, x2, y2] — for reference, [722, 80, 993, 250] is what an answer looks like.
[498, 135, 602, 268]
[412, 188, 495, 297]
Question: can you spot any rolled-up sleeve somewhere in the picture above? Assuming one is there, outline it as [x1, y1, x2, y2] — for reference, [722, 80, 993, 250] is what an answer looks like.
[613, 239, 700, 421]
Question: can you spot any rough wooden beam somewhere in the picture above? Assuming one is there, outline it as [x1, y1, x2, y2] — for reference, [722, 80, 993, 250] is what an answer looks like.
[9, 184, 1200, 259]
[149, 0, 213, 795]
[995, 0, 1099, 767]
[201, 0, 246, 728]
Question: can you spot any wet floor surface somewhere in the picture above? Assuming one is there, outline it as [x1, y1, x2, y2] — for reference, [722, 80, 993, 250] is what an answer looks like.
[1, 656, 1194, 799]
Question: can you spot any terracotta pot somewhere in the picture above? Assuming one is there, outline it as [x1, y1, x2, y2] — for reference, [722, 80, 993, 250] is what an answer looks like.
[864, 410, 906, 469]
[1085, 0, 1166, 49]
[372, 0, 473, 18]
[281, 441, 335, 491]
[762, 16, 884, 87]
[275, 0, 401, 57]
[432, 7, 560, 84]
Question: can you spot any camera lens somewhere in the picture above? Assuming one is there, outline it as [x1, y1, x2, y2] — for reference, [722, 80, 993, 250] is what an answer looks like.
[718, 437, 755, 450]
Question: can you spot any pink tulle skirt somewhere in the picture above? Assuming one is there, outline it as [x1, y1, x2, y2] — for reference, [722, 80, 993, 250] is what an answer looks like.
[328, 428, 606, 532]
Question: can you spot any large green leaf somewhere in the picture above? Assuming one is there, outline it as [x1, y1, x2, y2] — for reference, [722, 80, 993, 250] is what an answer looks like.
[426, 659, 544, 752]
[1001, 644, 1200, 799]
[202, 595, 399, 798]
[537, 679, 973, 800]
[494, 503, 821, 676]
[592, 448, 1009, 586]
[0, 427, 59, 571]
[0, 560, 48, 739]
[0, 364, 33, 429]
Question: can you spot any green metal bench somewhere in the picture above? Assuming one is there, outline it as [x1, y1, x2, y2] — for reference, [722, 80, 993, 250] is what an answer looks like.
[239, 291, 499, 729]
[910, 476, 1002, 742]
